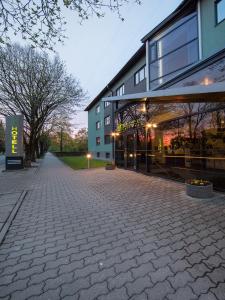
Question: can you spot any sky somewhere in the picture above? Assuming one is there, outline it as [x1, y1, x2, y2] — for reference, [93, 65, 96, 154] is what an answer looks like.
[13, 0, 183, 132]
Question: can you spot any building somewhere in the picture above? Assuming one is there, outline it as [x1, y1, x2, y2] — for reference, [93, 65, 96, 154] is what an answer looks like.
[85, 0, 225, 191]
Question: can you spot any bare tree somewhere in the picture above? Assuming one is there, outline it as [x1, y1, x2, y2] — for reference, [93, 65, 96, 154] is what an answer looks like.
[0, 43, 84, 161]
[0, 0, 140, 50]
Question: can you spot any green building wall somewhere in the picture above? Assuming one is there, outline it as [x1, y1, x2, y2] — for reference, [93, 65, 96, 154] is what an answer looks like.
[88, 101, 112, 160]
[201, 0, 225, 59]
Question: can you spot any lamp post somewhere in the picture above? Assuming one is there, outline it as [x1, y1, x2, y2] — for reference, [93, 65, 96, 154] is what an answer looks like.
[86, 153, 91, 169]
[145, 123, 157, 172]
[111, 132, 119, 166]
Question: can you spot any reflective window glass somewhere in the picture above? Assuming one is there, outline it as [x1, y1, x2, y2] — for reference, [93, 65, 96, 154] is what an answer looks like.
[216, 0, 225, 23]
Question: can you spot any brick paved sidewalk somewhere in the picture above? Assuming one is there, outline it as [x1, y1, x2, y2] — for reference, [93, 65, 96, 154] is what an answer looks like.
[0, 153, 225, 300]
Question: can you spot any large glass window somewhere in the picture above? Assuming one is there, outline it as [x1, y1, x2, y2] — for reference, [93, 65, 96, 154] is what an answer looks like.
[104, 101, 110, 108]
[104, 135, 111, 144]
[216, 0, 225, 24]
[104, 116, 111, 126]
[150, 40, 198, 81]
[96, 105, 100, 114]
[149, 14, 199, 89]
[135, 66, 146, 85]
[96, 121, 100, 130]
[116, 84, 125, 96]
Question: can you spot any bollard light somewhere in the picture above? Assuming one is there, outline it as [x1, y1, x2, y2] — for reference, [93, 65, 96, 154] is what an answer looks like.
[86, 153, 91, 169]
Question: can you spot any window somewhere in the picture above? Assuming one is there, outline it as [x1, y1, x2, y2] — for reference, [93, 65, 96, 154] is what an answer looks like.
[105, 152, 110, 159]
[135, 66, 146, 85]
[104, 135, 111, 144]
[96, 105, 100, 114]
[104, 101, 110, 108]
[97, 152, 100, 158]
[96, 121, 100, 130]
[116, 84, 125, 96]
[149, 14, 199, 89]
[104, 116, 111, 126]
[150, 43, 157, 62]
[96, 137, 101, 145]
[216, 0, 225, 24]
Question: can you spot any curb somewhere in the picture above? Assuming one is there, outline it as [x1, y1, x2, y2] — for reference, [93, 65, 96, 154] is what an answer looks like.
[0, 190, 28, 245]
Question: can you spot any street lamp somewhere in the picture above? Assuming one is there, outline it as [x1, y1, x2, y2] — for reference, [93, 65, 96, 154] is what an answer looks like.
[86, 153, 91, 169]
[111, 132, 119, 166]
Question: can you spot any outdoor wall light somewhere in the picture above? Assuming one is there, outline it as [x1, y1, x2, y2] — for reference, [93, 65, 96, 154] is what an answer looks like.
[146, 123, 157, 128]
[201, 77, 214, 86]
[129, 154, 134, 158]
[111, 132, 119, 137]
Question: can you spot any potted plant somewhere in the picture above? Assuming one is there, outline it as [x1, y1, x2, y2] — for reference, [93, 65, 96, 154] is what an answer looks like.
[105, 163, 115, 170]
[186, 179, 213, 198]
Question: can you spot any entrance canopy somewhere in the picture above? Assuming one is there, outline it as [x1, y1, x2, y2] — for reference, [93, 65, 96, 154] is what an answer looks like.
[102, 82, 225, 104]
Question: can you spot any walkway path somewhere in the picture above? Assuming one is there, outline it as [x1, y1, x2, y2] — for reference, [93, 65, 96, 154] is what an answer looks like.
[0, 153, 225, 299]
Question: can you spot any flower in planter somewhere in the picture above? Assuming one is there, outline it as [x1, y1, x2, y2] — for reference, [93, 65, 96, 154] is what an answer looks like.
[187, 179, 211, 186]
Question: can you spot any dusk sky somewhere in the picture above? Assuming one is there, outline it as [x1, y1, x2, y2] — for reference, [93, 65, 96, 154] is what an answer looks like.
[13, 0, 183, 131]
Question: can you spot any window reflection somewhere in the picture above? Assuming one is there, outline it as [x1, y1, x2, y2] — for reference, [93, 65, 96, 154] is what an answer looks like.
[115, 102, 225, 191]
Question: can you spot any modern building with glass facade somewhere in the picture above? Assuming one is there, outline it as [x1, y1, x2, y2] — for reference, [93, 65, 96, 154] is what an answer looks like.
[85, 0, 225, 191]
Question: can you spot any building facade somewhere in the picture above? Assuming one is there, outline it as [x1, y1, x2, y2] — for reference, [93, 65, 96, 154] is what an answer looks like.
[85, 0, 225, 191]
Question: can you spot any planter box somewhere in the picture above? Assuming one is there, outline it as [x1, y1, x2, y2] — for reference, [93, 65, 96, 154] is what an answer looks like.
[186, 182, 213, 198]
[105, 164, 115, 170]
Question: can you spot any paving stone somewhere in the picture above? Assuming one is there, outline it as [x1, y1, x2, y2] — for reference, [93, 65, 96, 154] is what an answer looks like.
[78, 282, 108, 300]
[14, 264, 44, 281]
[136, 252, 156, 264]
[85, 253, 106, 265]
[126, 275, 152, 297]
[10, 283, 43, 300]
[202, 244, 219, 257]
[198, 292, 218, 300]
[207, 267, 225, 284]
[203, 255, 223, 269]
[152, 254, 173, 268]
[187, 252, 205, 265]
[167, 286, 197, 300]
[58, 259, 83, 275]
[169, 259, 191, 273]
[131, 262, 155, 278]
[211, 282, 225, 300]
[189, 276, 215, 295]
[145, 280, 174, 300]
[61, 277, 90, 298]
[115, 258, 137, 273]
[149, 266, 173, 284]
[187, 262, 211, 279]
[28, 288, 61, 300]
[0, 274, 16, 286]
[108, 271, 133, 290]
[97, 287, 128, 300]
[74, 263, 99, 279]
[91, 267, 115, 285]
[129, 292, 148, 300]
[168, 270, 194, 289]
[44, 272, 74, 291]
[29, 268, 58, 285]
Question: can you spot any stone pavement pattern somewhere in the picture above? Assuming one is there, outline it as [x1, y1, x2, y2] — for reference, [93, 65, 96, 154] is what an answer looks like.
[0, 153, 225, 300]
[0, 192, 23, 232]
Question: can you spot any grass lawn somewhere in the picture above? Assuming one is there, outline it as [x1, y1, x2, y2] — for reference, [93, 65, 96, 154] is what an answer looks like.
[60, 156, 107, 170]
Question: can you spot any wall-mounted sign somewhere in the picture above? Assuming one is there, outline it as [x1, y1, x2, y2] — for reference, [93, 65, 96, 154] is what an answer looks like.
[5, 115, 24, 170]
